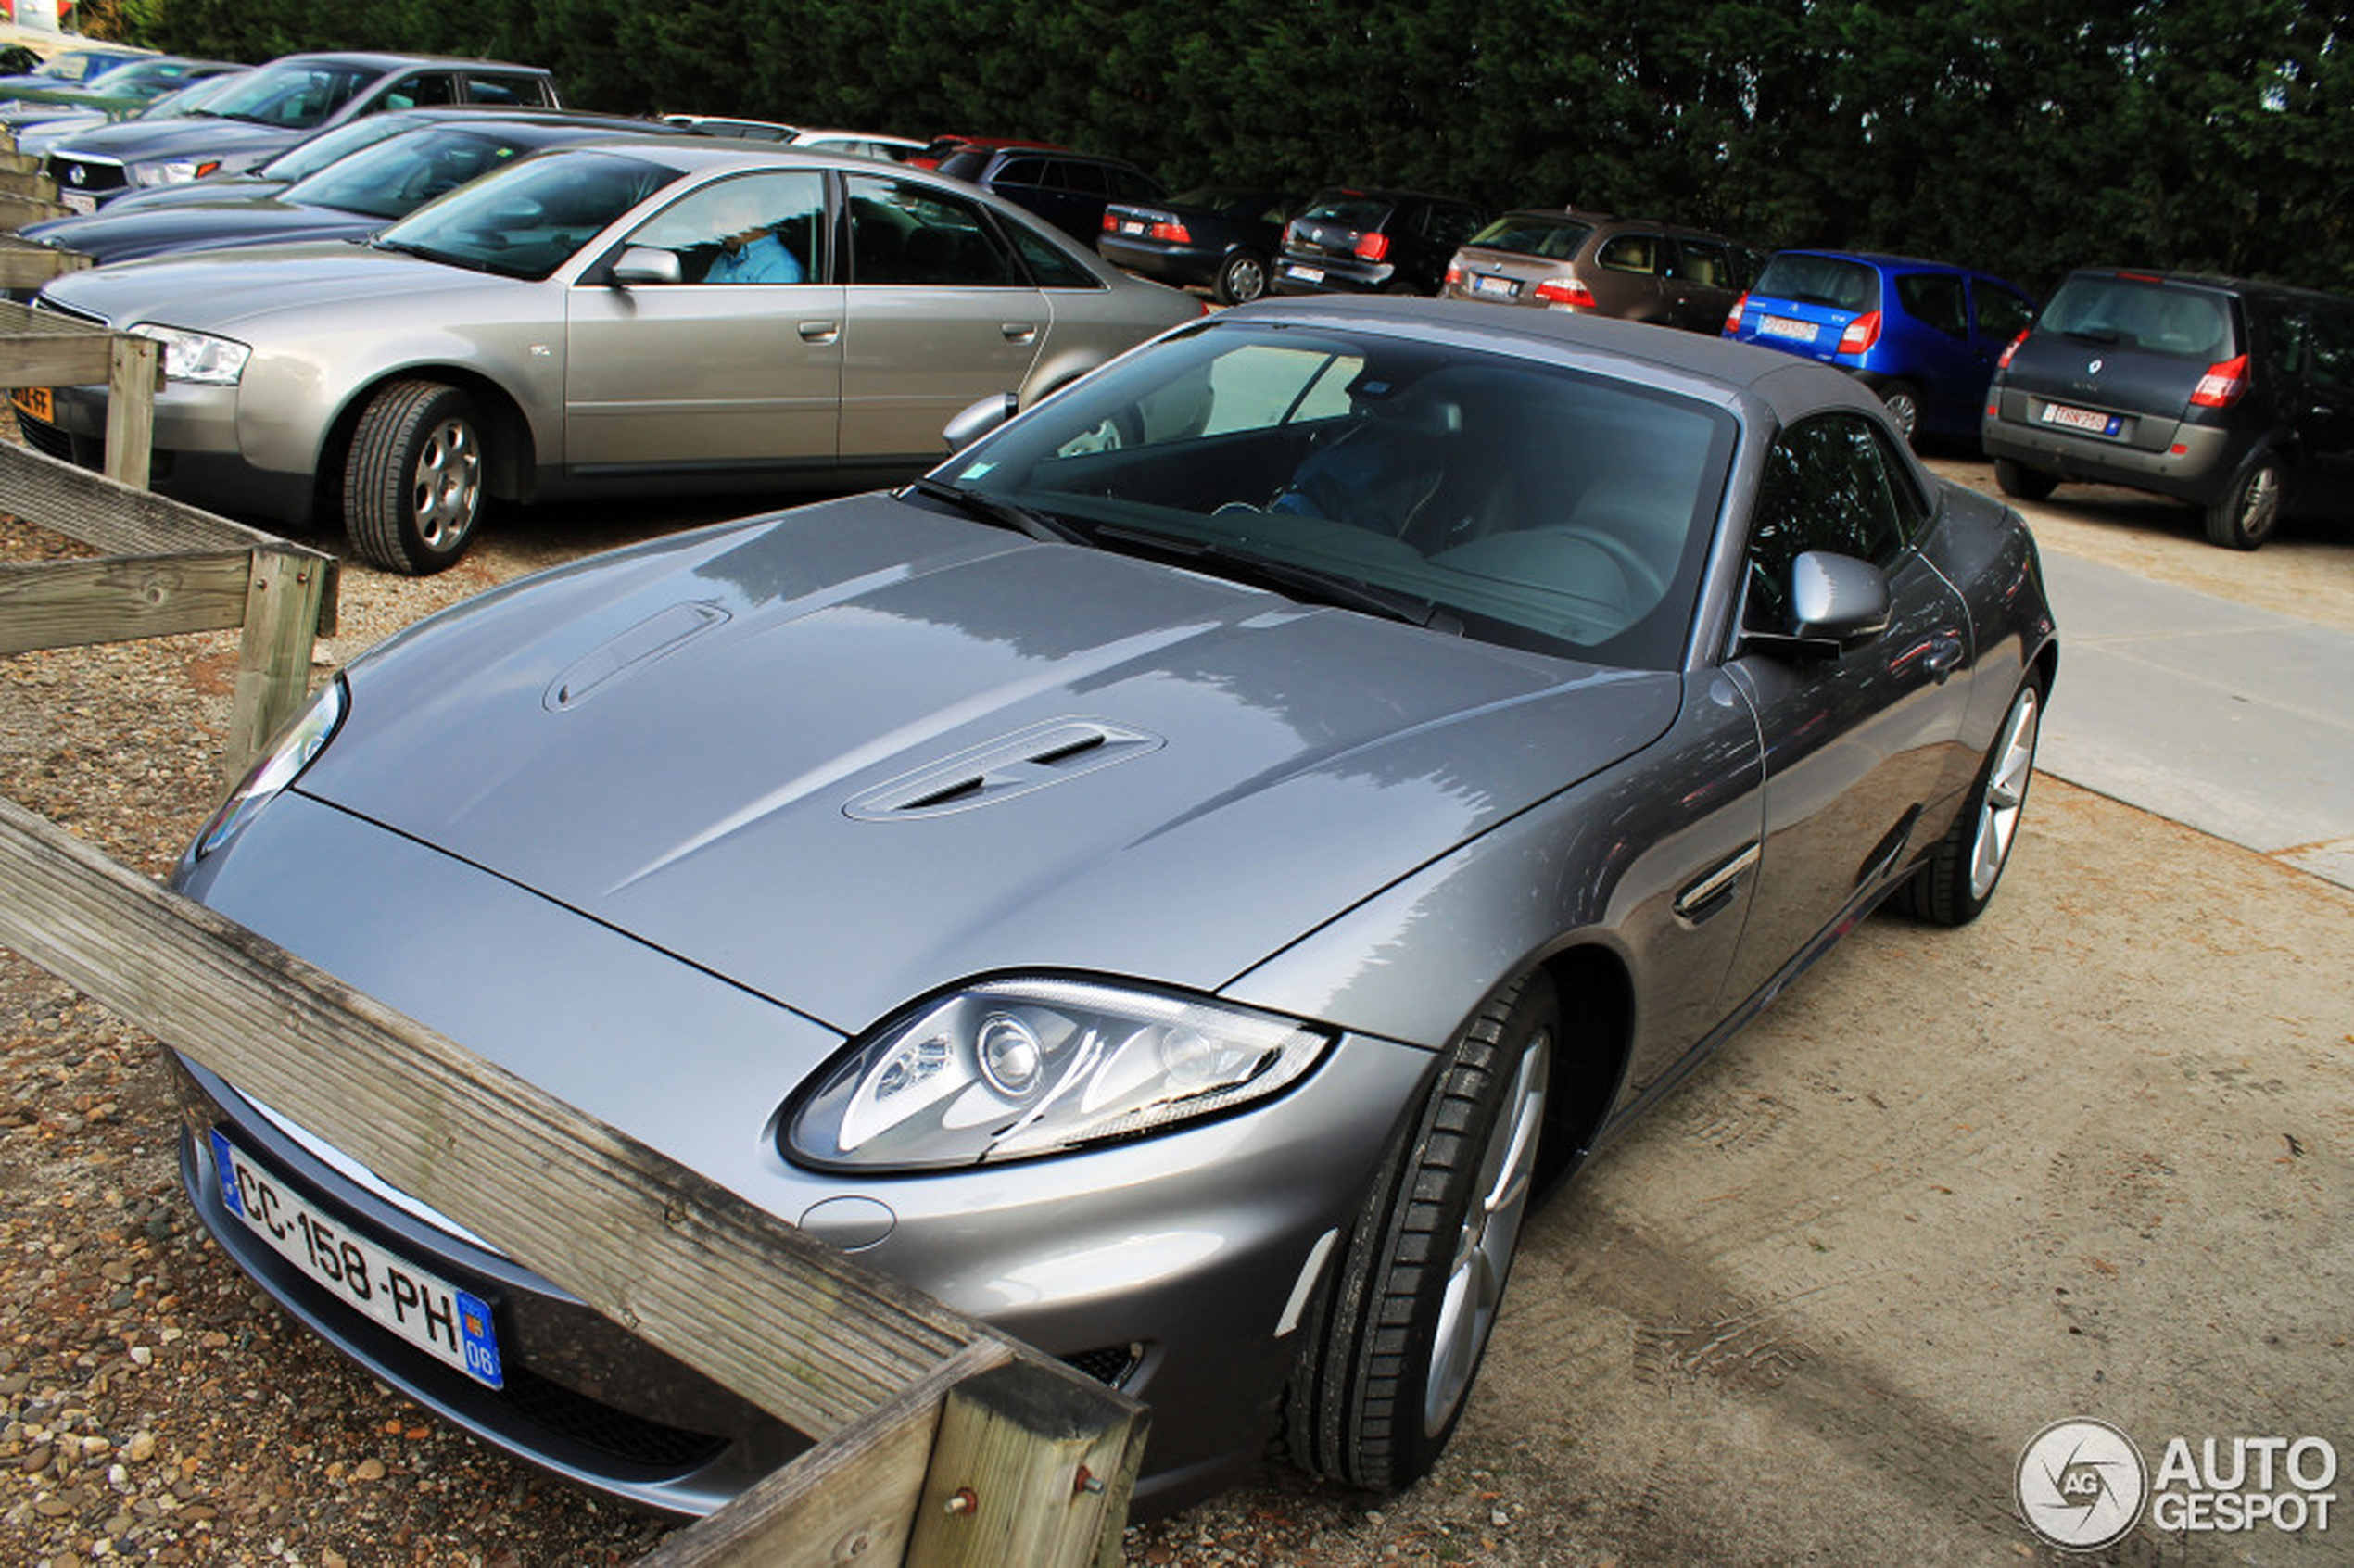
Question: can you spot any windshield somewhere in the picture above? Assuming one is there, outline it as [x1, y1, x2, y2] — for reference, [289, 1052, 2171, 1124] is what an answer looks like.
[2041, 275, 2237, 360]
[31, 52, 114, 83]
[136, 70, 248, 121]
[1466, 212, 1594, 260]
[371, 147, 683, 280]
[1753, 253, 1879, 312]
[254, 112, 419, 182]
[195, 60, 380, 130]
[941, 321, 1736, 667]
[286, 126, 534, 221]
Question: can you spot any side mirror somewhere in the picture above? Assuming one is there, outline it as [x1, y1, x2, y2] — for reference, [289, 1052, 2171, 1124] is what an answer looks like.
[609, 246, 682, 287]
[1788, 550, 1891, 647]
[942, 391, 1018, 452]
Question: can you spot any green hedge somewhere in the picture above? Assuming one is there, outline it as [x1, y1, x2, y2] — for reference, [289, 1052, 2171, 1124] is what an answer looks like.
[127, 0, 2354, 297]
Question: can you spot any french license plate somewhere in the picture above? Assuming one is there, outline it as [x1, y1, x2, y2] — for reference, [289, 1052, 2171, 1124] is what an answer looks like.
[209, 1129, 504, 1388]
[1285, 264, 1324, 284]
[2041, 401, 2123, 437]
[1472, 274, 1518, 298]
[1760, 315, 1816, 342]
[60, 191, 97, 215]
[10, 386, 53, 423]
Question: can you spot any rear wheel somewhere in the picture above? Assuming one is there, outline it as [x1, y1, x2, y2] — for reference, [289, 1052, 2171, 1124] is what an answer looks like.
[1993, 457, 2057, 501]
[1282, 970, 1556, 1491]
[1898, 675, 2043, 926]
[2203, 454, 2283, 550]
[1878, 380, 1924, 447]
[344, 379, 487, 575]
[1214, 248, 1269, 306]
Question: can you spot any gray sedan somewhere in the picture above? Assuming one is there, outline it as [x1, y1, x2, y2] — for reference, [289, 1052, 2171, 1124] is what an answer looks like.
[167, 300, 2056, 1517]
[20, 142, 1204, 571]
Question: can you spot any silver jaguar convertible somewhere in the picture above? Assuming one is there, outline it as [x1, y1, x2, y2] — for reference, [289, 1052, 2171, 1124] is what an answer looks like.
[168, 298, 2057, 1516]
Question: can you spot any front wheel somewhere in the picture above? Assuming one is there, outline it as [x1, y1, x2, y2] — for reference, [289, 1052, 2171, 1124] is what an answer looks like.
[1993, 457, 2057, 501]
[1897, 675, 2043, 926]
[2204, 454, 2283, 550]
[344, 379, 487, 575]
[1213, 248, 1269, 306]
[1282, 970, 1556, 1491]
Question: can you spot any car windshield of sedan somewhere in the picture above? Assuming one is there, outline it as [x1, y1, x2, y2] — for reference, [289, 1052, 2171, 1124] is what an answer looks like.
[285, 126, 531, 221]
[369, 149, 686, 280]
[943, 321, 1737, 667]
[189, 62, 379, 130]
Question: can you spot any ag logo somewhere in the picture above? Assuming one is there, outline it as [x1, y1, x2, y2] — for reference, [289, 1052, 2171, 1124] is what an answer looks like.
[2018, 1418, 2147, 1550]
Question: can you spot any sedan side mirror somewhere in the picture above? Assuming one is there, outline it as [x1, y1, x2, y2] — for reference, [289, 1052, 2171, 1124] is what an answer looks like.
[942, 392, 1019, 453]
[609, 247, 682, 287]
[1788, 550, 1892, 647]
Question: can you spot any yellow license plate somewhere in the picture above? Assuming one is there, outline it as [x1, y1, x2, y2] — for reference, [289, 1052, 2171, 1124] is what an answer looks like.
[10, 386, 54, 424]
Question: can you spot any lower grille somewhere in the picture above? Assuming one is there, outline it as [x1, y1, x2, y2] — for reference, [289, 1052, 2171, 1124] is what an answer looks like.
[1061, 1342, 1145, 1388]
[500, 1365, 729, 1473]
[14, 414, 85, 466]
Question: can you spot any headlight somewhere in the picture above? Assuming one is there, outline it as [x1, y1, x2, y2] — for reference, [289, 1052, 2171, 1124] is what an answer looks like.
[187, 676, 347, 861]
[127, 157, 220, 187]
[131, 323, 250, 386]
[785, 978, 1329, 1170]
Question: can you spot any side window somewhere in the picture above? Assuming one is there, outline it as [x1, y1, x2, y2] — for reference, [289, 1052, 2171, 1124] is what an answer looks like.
[1426, 205, 1481, 248]
[1597, 234, 1660, 275]
[1742, 414, 1921, 629]
[381, 72, 457, 113]
[1895, 272, 1968, 337]
[1973, 284, 2037, 344]
[2309, 305, 2354, 394]
[846, 177, 1020, 286]
[994, 158, 1049, 191]
[1677, 239, 1733, 288]
[462, 72, 551, 107]
[624, 171, 825, 285]
[1056, 161, 1109, 196]
[1000, 214, 1099, 287]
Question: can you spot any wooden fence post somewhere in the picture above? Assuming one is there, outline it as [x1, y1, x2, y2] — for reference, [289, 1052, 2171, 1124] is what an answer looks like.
[224, 546, 335, 778]
[102, 332, 158, 489]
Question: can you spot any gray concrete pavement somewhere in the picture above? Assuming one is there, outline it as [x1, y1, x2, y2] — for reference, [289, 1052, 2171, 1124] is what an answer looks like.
[2031, 548, 2354, 889]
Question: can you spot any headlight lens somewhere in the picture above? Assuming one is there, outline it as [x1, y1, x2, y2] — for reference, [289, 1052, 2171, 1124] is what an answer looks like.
[128, 158, 219, 188]
[132, 323, 250, 386]
[785, 978, 1329, 1170]
[188, 676, 347, 862]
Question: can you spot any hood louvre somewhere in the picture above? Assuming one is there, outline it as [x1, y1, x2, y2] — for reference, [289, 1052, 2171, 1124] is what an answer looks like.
[843, 720, 1161, 821]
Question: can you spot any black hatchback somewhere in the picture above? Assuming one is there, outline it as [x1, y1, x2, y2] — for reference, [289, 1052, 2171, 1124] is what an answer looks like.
[1982, 269, 2354, 548]
[1270, 187, 1486, 297]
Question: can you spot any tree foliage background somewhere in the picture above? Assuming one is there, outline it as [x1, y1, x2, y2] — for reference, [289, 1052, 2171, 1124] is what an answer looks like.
[113, 0, 2354, 296]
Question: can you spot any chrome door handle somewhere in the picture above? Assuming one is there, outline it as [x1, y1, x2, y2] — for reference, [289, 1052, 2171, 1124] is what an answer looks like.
[1001, 322, 1038, 344]
[798, 321, 839, 345]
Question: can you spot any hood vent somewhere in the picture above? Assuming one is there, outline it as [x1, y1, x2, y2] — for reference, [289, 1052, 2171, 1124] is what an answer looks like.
[544, 601, 730, 711]
[844, 719, 1163, 821]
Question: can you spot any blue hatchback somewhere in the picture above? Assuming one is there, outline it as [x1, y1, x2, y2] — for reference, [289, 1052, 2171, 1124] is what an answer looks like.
[1724, 250, 2038, 447]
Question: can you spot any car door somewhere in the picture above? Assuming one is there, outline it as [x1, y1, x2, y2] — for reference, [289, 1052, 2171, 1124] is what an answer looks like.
[1715, 411, 1974, 1013]
[563, 169, 843, 472]
[1665, 235, 1741, 332]
[836, 172, 1046, 465]
[2286, 300, 2354, 508]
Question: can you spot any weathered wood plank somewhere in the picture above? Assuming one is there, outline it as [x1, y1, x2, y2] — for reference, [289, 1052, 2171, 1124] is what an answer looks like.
[0, 149, 41, 175]
[640, 1339, 1014, 1568]
[0, 192, 65, 230]
[0, 236, 86, 290]
[905, 1359, 1149, 1568]
[0, 550, 251, 652]
[0, 166, 55, 200]
[100, 332, 155, 488]
[224, 549, 336, 778]
[0, 438, 300, 564]
[0, 792, 990, 1439]
[0, 328, 112, 387]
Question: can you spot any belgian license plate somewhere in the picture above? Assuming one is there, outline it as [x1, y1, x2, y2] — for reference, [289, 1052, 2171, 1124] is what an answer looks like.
[60, 191, 96, 215]
[1760, 315, 1816, 342]
[10, 386, 53, 423]
[1473, 274, 1518, 298]
[209, 1130, 505, 1388]
[2041, 401, 2123, 437]
[1285, 264, 1324, 284]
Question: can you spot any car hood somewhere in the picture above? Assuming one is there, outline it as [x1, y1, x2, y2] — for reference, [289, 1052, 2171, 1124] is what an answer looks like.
[299, 496, 1679, 1034]
[49, 116, 294, 170]
[39, 240, 503, 328]
[22, 198, 374, 264]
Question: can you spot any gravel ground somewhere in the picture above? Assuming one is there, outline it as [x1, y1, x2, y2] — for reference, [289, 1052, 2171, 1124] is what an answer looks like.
[3, 471, 2348, 1566]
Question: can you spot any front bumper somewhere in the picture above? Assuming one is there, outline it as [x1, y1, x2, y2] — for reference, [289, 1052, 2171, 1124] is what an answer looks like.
[18, 380, 316, 525]
[169, 790, 1440, 1517]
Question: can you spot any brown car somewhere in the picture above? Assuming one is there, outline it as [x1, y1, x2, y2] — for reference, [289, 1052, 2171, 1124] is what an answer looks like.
[1443, 209, 1754, 333]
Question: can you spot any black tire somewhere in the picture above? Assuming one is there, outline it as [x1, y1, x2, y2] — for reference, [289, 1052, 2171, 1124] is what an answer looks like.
[1282, 970, 1557, 1491]
[1993, 457, 2058, 501]
[344, 379, 488, 575]
[1878, 379, 1924, 448]
[1213, 248, 1270, 306]
[2203, 454, 2283, 550]
[1897, 674, 2044, 926]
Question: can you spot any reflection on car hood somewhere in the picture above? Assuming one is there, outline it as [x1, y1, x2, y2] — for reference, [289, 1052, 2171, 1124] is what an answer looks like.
[38, 240, 502, 328]
[23, 199, 374, 265]
[49, 117, 292, 166]
[302, 495, 1681, 1033]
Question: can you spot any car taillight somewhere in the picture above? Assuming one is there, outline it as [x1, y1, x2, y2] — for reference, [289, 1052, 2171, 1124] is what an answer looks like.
[1996, 330, 2029, 371]
[1534, 279, 1596, 309]
[1354, 232, 1389, 262]
[1723, 293, 1748, 335]
[1445, 262, 1462, 286]
[2189, 353, 2249, 407]
[1101, 210, 1119, 232]
[1150, 220, 1191, 243]
[1282, 220, 1299, 247]
[1837, 311, 1882, 354]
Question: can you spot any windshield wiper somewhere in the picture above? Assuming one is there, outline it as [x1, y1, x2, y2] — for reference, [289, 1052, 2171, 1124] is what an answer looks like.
[904, 476, 1088, 545]
[1092, 521, 1451, 629]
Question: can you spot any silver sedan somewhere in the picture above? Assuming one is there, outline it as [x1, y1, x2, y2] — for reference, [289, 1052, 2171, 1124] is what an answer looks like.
[19, 141, 1204, 571]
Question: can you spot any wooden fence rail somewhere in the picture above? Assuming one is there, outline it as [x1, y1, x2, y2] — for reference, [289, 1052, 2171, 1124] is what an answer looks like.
[0, 793, 1146, 1565]
[0, 437, 336, 778]
[0, 296, 158, 487]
